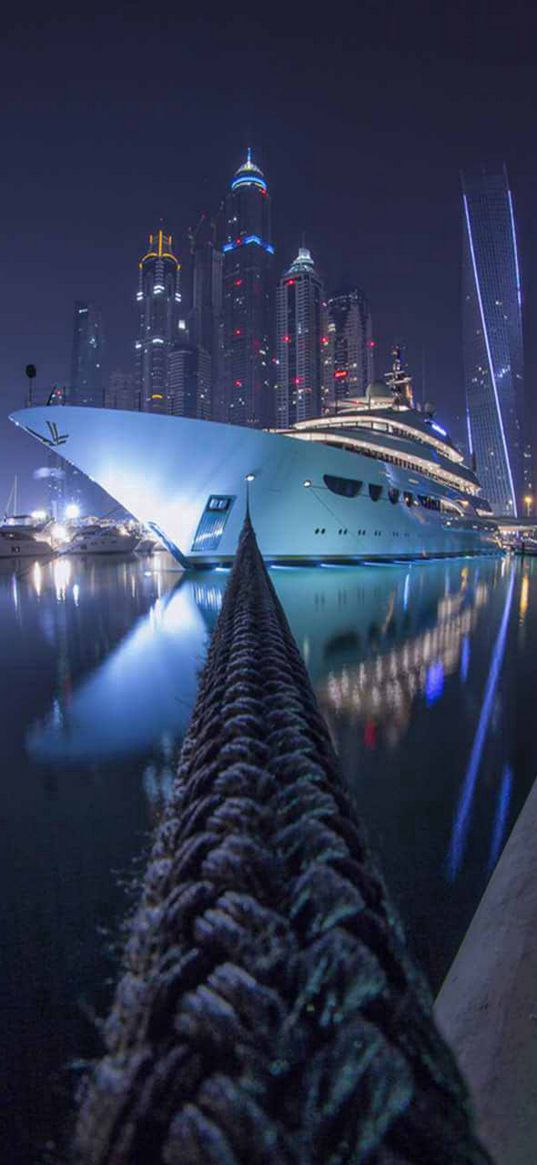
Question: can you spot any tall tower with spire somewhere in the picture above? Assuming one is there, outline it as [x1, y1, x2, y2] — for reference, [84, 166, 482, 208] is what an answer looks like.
[275, 245, 325, 428]
[218, 150, 274, 427]
[135, 228, 181, 413]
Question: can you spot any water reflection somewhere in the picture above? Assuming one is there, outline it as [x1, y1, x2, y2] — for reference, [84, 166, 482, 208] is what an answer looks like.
[7, 552, 535, 983]
[29, 559, 491, 766]
[29, 557, 523, 922]
[446, 567, 515, 880]
[29, 583, 209, 763]
[3, 552, 537, 1160]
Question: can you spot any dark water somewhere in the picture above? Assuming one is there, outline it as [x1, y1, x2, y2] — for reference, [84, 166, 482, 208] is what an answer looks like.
[1, 552, 536, 1160]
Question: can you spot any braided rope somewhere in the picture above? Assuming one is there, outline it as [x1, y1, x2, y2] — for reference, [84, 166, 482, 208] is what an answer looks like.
[74, 518, 491, 1163]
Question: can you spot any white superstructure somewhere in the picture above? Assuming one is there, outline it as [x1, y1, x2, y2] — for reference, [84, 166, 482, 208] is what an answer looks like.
[58, 525, 139, 556]
[10, 384, 499, 565]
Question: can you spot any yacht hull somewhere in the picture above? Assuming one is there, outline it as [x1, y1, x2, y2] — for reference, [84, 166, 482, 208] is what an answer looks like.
[10, 407, 500, 565]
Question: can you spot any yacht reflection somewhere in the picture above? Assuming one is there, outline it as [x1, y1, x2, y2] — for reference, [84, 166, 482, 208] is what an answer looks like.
[317, 575, 489, 747]
[29, 558, 504, 775]
[28, 584, 211, 763]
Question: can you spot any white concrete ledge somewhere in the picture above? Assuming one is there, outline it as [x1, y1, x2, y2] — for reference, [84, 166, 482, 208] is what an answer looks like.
[435, 778, 537, 1164]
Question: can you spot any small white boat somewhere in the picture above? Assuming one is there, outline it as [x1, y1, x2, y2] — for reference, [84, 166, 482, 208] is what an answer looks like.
[58, 525, 139, 556]
[0, 526, 53, 559]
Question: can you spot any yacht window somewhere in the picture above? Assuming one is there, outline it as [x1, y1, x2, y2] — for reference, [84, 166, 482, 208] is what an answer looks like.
[323, 474, 362, 497]
[388, 487, 399, 505]
[368, 483, 383, 502]
[192, 495, 236, 552]
[403, 491, 413, 507]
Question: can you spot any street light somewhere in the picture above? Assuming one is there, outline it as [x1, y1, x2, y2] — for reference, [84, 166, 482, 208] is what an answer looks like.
[524, 494, 533, 518]
[244, 474, 255, 519]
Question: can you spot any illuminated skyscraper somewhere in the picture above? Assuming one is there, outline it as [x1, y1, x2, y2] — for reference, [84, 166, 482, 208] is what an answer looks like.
[462, 168, 525, 514]
[70, 302, 105, 406]
[275, 246, 325, 428]
[324, 288, 374, 408]
[136, 228, 181, 413]
[219, 150, 274, 427]
[187, 213, 223, 418]
[169, 335, 211, 419]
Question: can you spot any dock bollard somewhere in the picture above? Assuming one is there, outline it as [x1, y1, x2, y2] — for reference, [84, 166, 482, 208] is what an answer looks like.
[74, 517, 491, 1163]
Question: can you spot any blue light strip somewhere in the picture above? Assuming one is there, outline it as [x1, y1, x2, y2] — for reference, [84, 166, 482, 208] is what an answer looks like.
[466, 403, 474, 457]
[507, 189, 522, 309]
[488, 763, 513, 872]
[231, 175, 267, 193]
[447, 567, 515, 879]
[222, 235, 275, 255]
[463, 193, 517, 515]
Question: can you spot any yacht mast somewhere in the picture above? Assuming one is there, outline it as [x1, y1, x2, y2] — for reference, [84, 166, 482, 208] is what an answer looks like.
[386, 345, 414, 407]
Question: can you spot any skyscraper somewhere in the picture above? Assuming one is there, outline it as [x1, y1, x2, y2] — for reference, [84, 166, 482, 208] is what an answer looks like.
[136, 228, 181, 413]
[187, 213, 223, 418]
[462, 167, 525, 514]
[275, 246, 325, 428]
[70, 302, 105, 406]
[324, 288, 374, 408]
[168, 334, 211, 419]
[105, 369, 139, 411]
[219, 150, 274, 427]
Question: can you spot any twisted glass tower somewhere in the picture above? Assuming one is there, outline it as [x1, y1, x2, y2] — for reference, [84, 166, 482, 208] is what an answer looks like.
[462, 167, 524, 515]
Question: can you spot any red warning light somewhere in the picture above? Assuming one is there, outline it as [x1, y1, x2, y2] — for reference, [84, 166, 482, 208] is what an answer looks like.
[368, 339, 376, 348]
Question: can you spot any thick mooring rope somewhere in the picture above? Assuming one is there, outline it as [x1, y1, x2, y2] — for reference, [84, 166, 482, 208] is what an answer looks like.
[75, 519, 491, 1163]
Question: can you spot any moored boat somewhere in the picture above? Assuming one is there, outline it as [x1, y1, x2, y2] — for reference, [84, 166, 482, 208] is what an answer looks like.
[10, 359, 501, 567]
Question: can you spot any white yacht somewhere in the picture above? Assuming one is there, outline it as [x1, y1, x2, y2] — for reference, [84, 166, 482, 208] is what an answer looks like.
[10, 365, 500, 567]
[0, 508, 54, 560]
[0, 525, 53, 560]
[58, 525, 140, 556]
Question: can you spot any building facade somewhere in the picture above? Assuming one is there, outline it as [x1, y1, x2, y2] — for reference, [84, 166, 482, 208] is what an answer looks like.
[324, 288, 374, 408]
[136, 228, 181, 413]
[168, 340, 211, 419]
[218, 150, 274, 427]
[105, 369, 139, 411]
[70, 302, 105, 407]
[462, 168, 526, 515]
[275, 246, 325, 428]
[187, 213, 223, 419]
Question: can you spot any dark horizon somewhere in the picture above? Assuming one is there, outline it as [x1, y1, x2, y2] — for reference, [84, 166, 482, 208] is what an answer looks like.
[2, 3, 537, 509]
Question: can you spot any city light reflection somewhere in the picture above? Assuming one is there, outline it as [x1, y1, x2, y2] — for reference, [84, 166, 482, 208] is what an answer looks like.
[447, 567, 515, 879]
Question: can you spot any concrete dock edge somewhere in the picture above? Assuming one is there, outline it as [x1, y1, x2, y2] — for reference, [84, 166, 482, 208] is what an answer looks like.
[435, 777, 537, 1164]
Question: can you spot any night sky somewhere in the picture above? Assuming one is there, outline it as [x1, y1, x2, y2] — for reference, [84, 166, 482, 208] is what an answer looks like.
[1, 2, 536, 510]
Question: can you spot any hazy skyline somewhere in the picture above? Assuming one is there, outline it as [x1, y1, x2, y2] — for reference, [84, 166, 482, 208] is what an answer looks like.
[2, 3, 537, 509]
